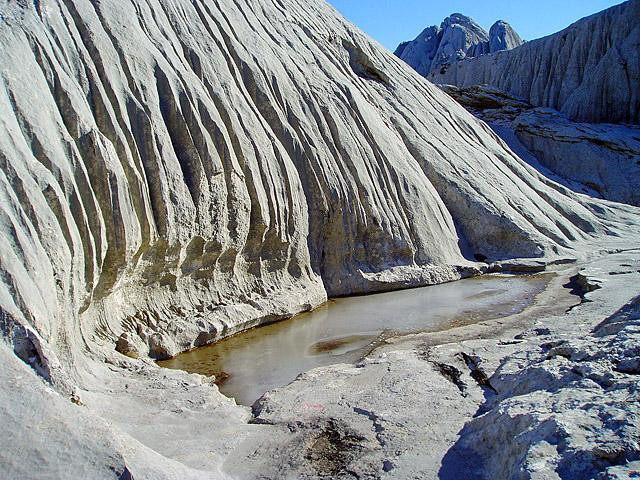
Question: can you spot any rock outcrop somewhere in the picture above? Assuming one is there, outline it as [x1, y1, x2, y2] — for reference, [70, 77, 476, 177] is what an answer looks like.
[228, 251, 640, 480]
[514, 110, 640, 206]
[441, 85, 640, 206]
[395, 14, 523, 77]
[0, 0, 639, 478]
[430, 0, 640, 124]
[0, 0, 621, 371]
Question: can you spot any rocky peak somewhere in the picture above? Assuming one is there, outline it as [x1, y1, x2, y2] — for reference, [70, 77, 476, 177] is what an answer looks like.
[441, 13, 486, 33]
[489, 20, 524, 52]
[395, 14, 522, 76]
[394, 25, 442, 76]
[435, 13, 490, 71]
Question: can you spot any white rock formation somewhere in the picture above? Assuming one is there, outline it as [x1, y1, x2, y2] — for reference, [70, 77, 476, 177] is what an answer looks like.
[430, 0, 640, 124]
[440, 85, 640, 206]
[0, 0, 621, 369]
[0, 0, 639, 478]
[395, 14, 523, 77]
[488, 20, 523, 53]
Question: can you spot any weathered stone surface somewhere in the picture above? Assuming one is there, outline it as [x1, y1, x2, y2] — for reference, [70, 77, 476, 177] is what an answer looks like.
[447, 293, 640, 479]
[395, 14, 522, 77]
[440, 84, 640, 206]
[514, 110, 640, 206]
[1, 0, 625, 377]
[430, 0, 640, 124]
[0, 0, 639, 478]
[229, 252, 640, 480]
[488, 20, 523, 53]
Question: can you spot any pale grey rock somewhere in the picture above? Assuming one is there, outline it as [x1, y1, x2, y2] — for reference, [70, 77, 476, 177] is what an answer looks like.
[394, 26, 442, 77]
[395, 14, 522, 77]
[513, 109, 640, 206]
[0, 341, 232, 480]
[437, 14, 490, 70]
[431, 0, 640, 124]
[0, 343, 129, 480]
[440, 84, 640, 206]
[0, 0, 627, 377]
[0, 0, 639, 478]
[228, 251, 640, 480]
[489, 20, 523, 53]
[451, 293, 640, 480]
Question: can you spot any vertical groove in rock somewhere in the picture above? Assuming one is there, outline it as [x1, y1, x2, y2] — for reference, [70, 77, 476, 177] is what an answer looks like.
[0, 0, 637, 376]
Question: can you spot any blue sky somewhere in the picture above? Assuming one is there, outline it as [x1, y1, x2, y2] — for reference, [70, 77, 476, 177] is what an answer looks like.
[326, 1, 624, 51]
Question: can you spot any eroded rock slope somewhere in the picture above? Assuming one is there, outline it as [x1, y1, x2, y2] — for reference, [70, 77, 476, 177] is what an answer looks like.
[1, 1, 640, 478]
[441, 85, 640, 206]
[430, 0, 640, 124]
[1, 0, 626, 374]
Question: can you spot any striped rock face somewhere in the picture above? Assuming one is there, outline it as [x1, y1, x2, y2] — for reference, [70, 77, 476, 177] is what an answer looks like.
[0, 0, 633, 367]
[0, 1, 639, 479]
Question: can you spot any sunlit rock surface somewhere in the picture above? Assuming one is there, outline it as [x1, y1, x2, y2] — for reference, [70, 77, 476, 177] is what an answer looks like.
[440, 84, 640, 207]
[231, 253, 640, 480]
[395, 14, 523, 77]
[430, 0, 640, 124]
[0, 0, 639, 478]
[0, 0, 616, 368]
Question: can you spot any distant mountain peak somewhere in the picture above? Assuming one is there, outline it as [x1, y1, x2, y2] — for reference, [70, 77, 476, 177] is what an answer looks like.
[395, 14, 523, 76]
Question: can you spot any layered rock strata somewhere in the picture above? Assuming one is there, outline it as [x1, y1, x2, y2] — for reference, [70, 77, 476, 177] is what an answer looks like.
[395, 14, 523, 77]
[0, 0, 639, 478]
[441, 85, 640, 206]
[514, 110, 640, 206]
[430, 0, 640, 124]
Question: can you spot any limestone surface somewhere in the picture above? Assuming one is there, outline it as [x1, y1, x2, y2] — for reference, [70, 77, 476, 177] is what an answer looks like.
[514, 110, 640, 206]
[440, 84, 640, 206]
[0, 0, 624, 372]
[0, 0, 639, 479]
[430, 0, 640, 124]
[229, 251, 640, 480]
[395, 14, 523, 77]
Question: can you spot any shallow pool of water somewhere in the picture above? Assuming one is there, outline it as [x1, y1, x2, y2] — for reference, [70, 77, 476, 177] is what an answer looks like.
[159, 274, 549, 405]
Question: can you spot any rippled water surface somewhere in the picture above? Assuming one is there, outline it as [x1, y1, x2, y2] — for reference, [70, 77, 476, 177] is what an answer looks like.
[159, 274, 549, 405]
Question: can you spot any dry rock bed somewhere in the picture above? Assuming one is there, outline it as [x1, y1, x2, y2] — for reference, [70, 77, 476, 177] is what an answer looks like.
[225, 250, 640, 480]
[5, 249, 640, 480]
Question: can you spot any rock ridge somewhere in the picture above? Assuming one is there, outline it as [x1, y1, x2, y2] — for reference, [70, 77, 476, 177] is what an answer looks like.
[395, 13, 523, 77]
[430, 0, 640, 124]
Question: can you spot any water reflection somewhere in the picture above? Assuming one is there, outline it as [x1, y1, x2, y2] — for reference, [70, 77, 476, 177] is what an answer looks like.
[159, 274, 549, 405]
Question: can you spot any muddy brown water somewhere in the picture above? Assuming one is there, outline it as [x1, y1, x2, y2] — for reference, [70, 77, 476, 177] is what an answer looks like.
[159, 274, 550, 406]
